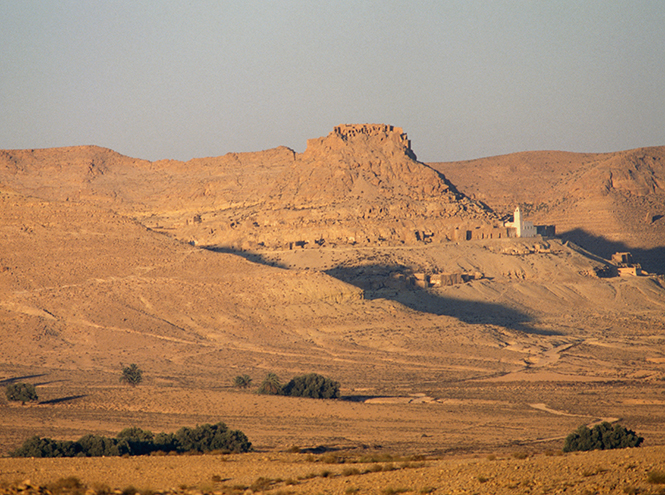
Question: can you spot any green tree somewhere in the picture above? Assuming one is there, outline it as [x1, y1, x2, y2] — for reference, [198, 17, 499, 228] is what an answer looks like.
[234, 374, 252, 389]
[5, 383, 38, 404]
[563, 422, 643, 452]
[257, 372, 282, 395]
[282, 373, 340, 399]
[120, 364, 143, 387]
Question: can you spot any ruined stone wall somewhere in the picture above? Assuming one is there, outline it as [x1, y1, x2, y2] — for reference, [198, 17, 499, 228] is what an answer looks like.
[332, 124, 412, 151]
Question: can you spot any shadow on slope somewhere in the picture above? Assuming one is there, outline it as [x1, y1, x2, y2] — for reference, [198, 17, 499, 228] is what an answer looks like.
[203, 246, 286, 267]
[561, 229, 665, 275]
[203, 248, 553, 334]
[38, 395, 88, 405]
[326, 264, 553, 334]
[0, 374, 47, 386]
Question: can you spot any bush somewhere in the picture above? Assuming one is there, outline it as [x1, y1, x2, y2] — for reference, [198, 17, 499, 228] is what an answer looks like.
[234, 374, 252, 389]
[283, 373, 340, 399]
[257, 373, 283, 395]
[174, 422, 251, 454]
[5, 383, 38, 404]
[563, 422, 643, 452]
[120, 364, 143, 386]
[116, 427, 156, 455]
[11, 436, 81, 457]
[11, 423, 252, 457]
[77, 434, 121, 457]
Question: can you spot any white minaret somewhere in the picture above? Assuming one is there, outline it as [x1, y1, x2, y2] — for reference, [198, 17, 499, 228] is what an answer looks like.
[514, 206, 523, 237]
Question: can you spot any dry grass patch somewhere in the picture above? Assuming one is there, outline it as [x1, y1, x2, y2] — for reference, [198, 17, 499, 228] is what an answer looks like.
[382, 487, 409, 495]
[47, 477, 85, 495]
[648, 471, 665, 485]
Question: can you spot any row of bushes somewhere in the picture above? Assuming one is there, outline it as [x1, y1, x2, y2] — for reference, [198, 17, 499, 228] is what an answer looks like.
[4, 370, 340, 405]
[11, 423, 251, 458]
[251, 372, 340, 399]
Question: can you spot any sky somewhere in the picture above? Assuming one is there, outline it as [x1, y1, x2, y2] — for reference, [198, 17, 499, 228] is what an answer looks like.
[1, 1, 664, 163]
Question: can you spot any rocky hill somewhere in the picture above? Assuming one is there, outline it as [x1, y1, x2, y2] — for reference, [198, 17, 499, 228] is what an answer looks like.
[0, 125, 501, 251]
[429, 146, 665, 273]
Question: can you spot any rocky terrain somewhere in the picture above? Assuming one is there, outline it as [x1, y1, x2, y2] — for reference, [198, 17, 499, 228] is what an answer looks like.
[1, 125, 664, 490]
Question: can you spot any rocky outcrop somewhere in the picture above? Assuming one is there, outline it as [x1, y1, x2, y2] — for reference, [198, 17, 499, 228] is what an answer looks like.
[178, 124, 503, 250]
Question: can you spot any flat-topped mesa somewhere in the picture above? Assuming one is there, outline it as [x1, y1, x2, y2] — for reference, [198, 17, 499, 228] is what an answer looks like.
[304, 123, 417, 160]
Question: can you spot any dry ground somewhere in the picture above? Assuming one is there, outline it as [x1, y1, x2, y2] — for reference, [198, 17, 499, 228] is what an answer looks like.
[1, 447, 664, 494]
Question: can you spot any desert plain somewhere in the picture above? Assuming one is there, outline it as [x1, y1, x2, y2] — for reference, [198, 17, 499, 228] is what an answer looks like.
[1, 124, 665, 493]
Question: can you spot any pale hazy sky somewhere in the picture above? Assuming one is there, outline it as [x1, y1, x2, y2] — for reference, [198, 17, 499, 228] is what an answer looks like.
[2, 1, 664, 162]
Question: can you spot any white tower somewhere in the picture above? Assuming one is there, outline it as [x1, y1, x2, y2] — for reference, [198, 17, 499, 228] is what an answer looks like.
[513, 206, 523, 237]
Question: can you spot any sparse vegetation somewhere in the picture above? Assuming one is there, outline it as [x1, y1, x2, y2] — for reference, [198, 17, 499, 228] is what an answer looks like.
[47, 476, 85, 495]
[11, 422, 251, 457]
[120, 364, 143, 387]
[563, 422, 643, 452]
[382, 487, 408, 495]
[233, 374, 252, 389]
[648, 471, 665, 484]
[5, 382, 38, 404]
[282, 373, 340, 399]
[257, 372, 283, 395]
[249, 477, 275, 492]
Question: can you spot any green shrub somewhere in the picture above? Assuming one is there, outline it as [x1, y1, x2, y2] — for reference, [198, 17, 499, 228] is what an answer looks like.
[173, 422, 252, 453]
[11, 436, 81, 457]
[5, 383, 38, 404]
[257, 373, 283, 395]
[563, 422, 643, 452]
[120, 364, 143, 386]
[234, 374, 252, 389]
[77, 434, 121, 457]
[282, 373, 340, 399]
[116, 427, 156, 455]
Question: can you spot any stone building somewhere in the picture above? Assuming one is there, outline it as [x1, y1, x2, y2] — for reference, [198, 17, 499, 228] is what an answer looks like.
[504, 206, 537, 238]
[504, 206, 555, 238]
